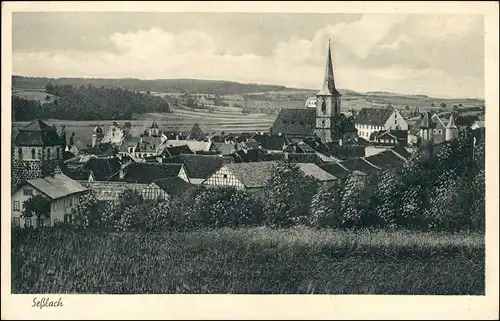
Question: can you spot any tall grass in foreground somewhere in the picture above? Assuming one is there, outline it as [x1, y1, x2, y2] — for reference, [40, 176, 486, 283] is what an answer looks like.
[11, 226, 484, 294]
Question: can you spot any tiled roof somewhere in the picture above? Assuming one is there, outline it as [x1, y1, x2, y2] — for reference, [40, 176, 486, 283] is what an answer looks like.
[389, 145, 411, 160]
[296, 163, 337, 181]
[270, 109, 316, 137]
[151, 177, 194, 196]
[285, 153, 323, 165]
[13, 120, 65, 147]
[163, 154, 233, 179]
[223, 161, 279, 188]
[319, 162, 351, 179]
[354, 108, 395, 126]
[211, 142, 237, 155]
[325, 144, 365, 160]
[253, 134, 289, 151]
[107, 162, 184, 184]
[163, 145, 194, 157]
[83, 157, 122, 181]
[341, 157, 380, 175]
[159, 140, 213, 153]
[185, 123, 206, 140]
[23, 173, 88, 200]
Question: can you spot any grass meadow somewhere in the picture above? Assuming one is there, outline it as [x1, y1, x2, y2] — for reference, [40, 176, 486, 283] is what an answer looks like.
[11, 226, 484, 294]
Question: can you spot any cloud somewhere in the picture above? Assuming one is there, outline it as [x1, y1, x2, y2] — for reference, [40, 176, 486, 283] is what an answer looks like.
[12, 14, 484, 98]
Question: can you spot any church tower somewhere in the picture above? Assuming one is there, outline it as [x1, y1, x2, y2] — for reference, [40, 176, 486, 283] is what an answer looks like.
[11, 120, 66, 189]
[315, 40, 341, 143]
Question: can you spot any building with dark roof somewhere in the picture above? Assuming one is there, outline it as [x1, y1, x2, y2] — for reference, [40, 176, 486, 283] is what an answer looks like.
[319, 162, 351, 180]
[141, 177, 195, 201]
[107, 162, 189, 184]
[354, 107, 409, 141]
[12, 119, 66, 189]
[162, 154, 233, 184]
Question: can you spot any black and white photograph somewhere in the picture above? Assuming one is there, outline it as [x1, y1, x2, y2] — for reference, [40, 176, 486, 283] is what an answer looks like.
[2, 1, 498, 319]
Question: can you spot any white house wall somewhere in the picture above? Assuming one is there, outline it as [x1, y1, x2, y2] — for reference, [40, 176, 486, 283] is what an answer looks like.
[11, 185, 83, 228]
[202, 167, 245, 189]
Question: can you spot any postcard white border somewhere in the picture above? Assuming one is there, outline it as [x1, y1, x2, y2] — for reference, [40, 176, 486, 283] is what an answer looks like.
[2, 1, 498, 320]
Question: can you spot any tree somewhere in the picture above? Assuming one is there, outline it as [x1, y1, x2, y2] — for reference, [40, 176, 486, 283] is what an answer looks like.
[405, 105, 410, 110]
[45, 83, 54, 94]
[309, 182, 343, 228]
[22, 195, 51, 227]
[263, 161, 319, 227]
[440, 102, 447, 108]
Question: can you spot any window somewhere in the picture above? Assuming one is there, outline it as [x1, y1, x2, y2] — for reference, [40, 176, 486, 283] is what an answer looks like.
[47, 149, 51, 159]
[223, 174, 228, 179]
[13, 217, 20, 227]
[321, 120, 325, 126]
[64, 214, 69, 224]
[52, 202, 58, 211]
[13, 201, 20, 211]
[23, 188, 33, 196]
[22, 203, 25, 210]
[321, 101, 326, 113]
[24, 218, 32, 227]
[31, 149, 36, 159]
[18, 148, 22, 159]
[37, 217, 44, 227]
[37, 149, 42, 159]
[74, 197, 79, 205]
[56, 148, 60, 159]
[438, 129, 442, 134]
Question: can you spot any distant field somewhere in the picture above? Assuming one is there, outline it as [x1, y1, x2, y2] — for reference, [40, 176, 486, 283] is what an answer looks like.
[11, 106, 277, 146]
[12, 89, 58, 104]
[11, 227, 484, 294]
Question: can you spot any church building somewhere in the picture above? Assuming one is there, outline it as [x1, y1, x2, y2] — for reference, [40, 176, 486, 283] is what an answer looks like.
[270, 40, 357, 143]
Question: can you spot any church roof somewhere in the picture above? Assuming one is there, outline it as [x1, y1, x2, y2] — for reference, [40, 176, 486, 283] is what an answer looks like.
[270, 109, 316, 137]
[354, 107, 395, 126]
[185, 123, 206, 140]
[317, 40, 341, 96]
[446, 113, 458, 129]
[14, 120, 65, 146]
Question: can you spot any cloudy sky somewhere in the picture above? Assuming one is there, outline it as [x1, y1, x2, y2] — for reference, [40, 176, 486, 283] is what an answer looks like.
[12, 12, 484, 98]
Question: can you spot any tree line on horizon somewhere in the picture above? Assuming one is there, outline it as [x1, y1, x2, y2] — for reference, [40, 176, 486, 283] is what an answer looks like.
[12, 84, 171, 121]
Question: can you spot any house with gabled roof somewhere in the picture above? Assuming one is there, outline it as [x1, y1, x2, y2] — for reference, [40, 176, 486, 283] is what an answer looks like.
[354, 107, 408, 141]
[319, 162, 351, 180]
[184, 123, 207, 141]
[162, 154, 233, 184]
[203, 161, 338, 190]
[140, 177, 195, 201]
[11, 172, 89, 228]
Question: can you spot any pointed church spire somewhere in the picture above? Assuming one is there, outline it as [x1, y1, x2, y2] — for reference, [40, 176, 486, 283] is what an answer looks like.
[446, 113, 457, 128]
[317, 39, 340, 96]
